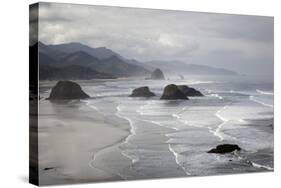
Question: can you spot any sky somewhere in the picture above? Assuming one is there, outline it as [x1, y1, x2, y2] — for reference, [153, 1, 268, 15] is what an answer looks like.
[36, 2, 274, 75]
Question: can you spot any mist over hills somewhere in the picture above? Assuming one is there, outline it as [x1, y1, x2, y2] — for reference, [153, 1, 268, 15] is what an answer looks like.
[33, 42, 238, 80]
[36, 42, 150, 80]
[48, 42, 119, 59]
[143, 60, 238, 76]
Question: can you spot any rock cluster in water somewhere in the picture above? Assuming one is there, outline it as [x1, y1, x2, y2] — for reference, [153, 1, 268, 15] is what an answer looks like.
[177, 85, 204, 97]
[129, 86, 156, 97]
[46, 79, 204, 102]
[159, 84, 204, 100]
[47, 81, 90, 100]
[160, 84, 188, 100]
[150, 68, 165, 80]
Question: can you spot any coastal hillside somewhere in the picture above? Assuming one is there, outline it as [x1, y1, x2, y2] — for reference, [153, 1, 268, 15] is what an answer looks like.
[34, 42, 150, 80]
[33, 42, 238, 80]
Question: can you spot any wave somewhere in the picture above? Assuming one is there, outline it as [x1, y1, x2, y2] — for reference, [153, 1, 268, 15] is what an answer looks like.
[187, 80, 216, 85]
[249, 96, 273, 108]
[233, 151, 273, 171]
[116, 105, 136, 143]
[135, 103, 191, 174]
[115, 105, 141, 165]
[256, 89, 273, 96]
[209, 93, 223, 100]
[85, 104, 134, 179]
[251, 162, 273, 170]
[167, 144, 191, 175]
[172, 106, 187, 121]
[213, 106, 228, 141]
[149, 120, 179, 131]
[87, 136, 128, 179]
[83, 100, 99, 111]
[136, 101, 183, 130]
[87, 103, 140, 178]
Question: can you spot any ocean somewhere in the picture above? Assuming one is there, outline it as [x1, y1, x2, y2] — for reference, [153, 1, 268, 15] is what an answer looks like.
[39, 74, 273, 182]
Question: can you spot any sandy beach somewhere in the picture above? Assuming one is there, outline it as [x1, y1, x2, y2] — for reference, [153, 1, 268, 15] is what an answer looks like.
[38, 98, 130, 185]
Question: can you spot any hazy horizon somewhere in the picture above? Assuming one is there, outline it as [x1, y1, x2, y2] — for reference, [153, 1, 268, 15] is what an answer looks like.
[33, 2, 274, 75]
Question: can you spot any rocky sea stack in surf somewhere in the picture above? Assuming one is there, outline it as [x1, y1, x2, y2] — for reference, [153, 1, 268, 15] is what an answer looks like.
[47, 81, 90, 100]
[207, 144, 241, 154]
[160, 84, 188, 100]
[129, 86, 156, 97]
[150, 68, 165, 80]
[177, 85, 204, 97]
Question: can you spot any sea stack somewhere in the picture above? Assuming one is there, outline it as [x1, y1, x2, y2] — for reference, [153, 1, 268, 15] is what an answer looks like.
[160, 84, 188, 100]
[177, 85, 204, 97]
[151, 68, 165, 80]
[207, 144, 241, 154]
[129, 86, 156, 97]
[47, 81, 90, 100]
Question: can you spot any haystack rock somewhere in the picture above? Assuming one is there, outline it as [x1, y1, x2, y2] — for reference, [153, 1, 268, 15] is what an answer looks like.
[47, 81, 90, 100]
[177, 85, 204, 97]
[129, 86, 156, 97]
[207, 144, 241, 154]
[151, 68, 165, 80]
[160, 84, 188, 100]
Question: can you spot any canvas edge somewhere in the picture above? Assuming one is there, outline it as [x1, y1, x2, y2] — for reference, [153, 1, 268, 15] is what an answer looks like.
[29, 2, 39, 186]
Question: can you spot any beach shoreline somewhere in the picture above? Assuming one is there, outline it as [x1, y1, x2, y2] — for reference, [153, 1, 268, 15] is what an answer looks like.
[38, 98, 131, 185]
[37, 77, 274, 185]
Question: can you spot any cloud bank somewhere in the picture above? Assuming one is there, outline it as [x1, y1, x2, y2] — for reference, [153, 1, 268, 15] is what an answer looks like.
[38, 2, 274, 75]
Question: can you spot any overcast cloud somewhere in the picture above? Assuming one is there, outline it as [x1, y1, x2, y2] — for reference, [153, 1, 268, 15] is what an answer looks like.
[37, 2, 274, 75]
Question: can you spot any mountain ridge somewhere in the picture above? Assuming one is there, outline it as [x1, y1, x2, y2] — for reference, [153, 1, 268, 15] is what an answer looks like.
[34, 42, 151, 80]
[33, 41, 238, 80]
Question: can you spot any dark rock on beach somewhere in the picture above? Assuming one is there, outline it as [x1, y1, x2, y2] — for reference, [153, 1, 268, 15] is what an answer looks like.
[208, 144, 241, 154]
[129, 86, 156, 97]
[150, 68, 165, 80]
[47, 81, 90, 100]
[43, 167, 55, 171]
[160, 84, 188, 100]
[177, 85, 204, 97]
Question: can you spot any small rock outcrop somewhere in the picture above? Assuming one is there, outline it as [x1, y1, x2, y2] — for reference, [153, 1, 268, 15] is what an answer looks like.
[177, 85, 204, 97]
[47, 81, 90, 100]
[129, 86, 156, 97]
[151, 68, 165, 80]
[207, 144, 241, 154]
[160, 84, 188, 100]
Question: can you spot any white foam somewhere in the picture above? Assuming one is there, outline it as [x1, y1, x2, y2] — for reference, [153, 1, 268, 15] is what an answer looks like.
[172, 107, 187, 119]
[213, 122, 226, 141]
[121, 150, 139, 164]
[251, 162, 273, 170]
[256, 89, 273, 96]
[142, 119, 179, 131]
[187, 80, 215, 85]
[115, 104, 139, 165]
[238, 119, 248, 124]
[172, 113, 181, 119]
[249, 96, 273, 108]
[233, 151, 273, 171]
[213, 106, 228, 141]
[116, 109, 136, 136]
[168, 144, 191, 176]
[87, 102, 99, 111]
[83, 100, 107, 118]
[209, 93, 223, 100]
